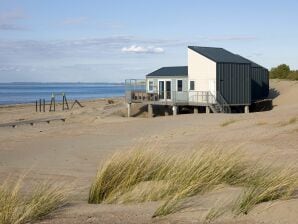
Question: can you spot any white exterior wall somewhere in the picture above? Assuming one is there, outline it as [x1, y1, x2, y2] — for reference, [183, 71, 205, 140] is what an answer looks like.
[188, 48, 217, 93]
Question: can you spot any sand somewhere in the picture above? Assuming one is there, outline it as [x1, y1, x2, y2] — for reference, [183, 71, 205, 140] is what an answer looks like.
[0, 79, 297, 224]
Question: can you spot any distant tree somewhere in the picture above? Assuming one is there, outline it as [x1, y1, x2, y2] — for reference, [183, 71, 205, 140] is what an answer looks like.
[287, 70, 298, 80]
[270, 64, 291, 79]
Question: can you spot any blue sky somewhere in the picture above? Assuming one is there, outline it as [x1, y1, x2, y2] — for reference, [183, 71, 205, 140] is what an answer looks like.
[0, 0, 297, 82]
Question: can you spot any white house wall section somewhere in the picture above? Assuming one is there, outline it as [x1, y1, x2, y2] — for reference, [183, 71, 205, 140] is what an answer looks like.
[187, 48, 217, 94]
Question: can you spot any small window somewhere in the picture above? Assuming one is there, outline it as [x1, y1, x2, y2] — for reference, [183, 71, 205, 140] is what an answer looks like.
[190, 81, 195, 91]
[148, 81, 154, 92]
[177, 80, 183, 92]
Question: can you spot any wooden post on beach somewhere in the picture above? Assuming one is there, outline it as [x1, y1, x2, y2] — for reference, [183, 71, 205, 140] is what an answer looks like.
[36, 100, 38, 112]
[62, 93, 69, 110]
[50, 93, 55, 112]
[39, 99, 42, 112]
[43, 99, 45, 112]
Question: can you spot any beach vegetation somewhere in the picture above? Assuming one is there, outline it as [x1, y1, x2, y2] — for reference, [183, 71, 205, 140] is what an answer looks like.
[0, 178, 68, 224]
[220, 119, 237, 127]
[270, 64, 298, 80]
[88, 147, 298, 218]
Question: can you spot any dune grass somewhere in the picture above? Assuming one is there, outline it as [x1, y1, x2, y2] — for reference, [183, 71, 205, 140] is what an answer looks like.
[88, 148, 298, 218]
[220, 119, 237, 127]
[204, 204, 229, 223]
[279, 117, 297, 126]
[256, 121, 268, 126]
[0, 178, 68, 224]
[233, 166, 297, 215]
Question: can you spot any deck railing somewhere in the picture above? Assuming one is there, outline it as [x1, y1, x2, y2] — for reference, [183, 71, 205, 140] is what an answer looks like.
[124, 79, 231, 112]
[126, 90, 216, 105]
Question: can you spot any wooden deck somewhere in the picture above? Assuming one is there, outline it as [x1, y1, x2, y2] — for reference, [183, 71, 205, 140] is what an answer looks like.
[0, 117, 66, 128]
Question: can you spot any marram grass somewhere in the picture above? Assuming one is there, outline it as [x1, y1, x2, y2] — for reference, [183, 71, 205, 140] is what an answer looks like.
[88, 147, 298, 218]
[0, 178, 68, 224]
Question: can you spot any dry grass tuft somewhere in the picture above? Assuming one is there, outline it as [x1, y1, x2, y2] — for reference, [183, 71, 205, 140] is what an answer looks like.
[88, 147, 298, 218]
[204, 206, 228, 223]
[256, 121, 268, 126]
[220, 119, 237, 127]
[107, 99, 115, 104]
[279, 117, 297, 126]
[0, 178, 68, 224]
[233, 167, 297, 215]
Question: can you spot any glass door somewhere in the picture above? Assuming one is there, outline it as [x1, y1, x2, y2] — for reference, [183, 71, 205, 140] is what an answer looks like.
[159, 80, 165, 100]
[166, 81, 171, 100]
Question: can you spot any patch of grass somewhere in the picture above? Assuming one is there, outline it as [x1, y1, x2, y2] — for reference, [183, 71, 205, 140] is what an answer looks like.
[256, 121, 268, 126]
[279, 117, 297, 126]
[233, 167, 297, 215]
[289, 117, 297, 124]
[88, 148, 298, 218]
[220, 119, 237, 127]
[204, 205, 228, 223]
[107, 99, 114, 104]
[0, 178, 68, 224]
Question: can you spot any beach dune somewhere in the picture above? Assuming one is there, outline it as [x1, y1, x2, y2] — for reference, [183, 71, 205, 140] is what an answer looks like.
[0, 80, 297, 224]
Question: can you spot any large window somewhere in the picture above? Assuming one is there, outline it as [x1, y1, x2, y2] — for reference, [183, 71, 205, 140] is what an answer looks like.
[148, 80, 154, 92]
[177, 80, 183, 92]
[189, 81, 195, 91]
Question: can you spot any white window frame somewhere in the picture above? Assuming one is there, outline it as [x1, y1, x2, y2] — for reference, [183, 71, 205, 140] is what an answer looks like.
[176, 79, 183, 92]
[189, 80, 195, 91]
[147, 79, 154, 93]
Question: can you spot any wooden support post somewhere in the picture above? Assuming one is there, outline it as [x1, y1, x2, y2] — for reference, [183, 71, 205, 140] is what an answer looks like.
[43, 99, 45, 112]
[62, 94, 65, 110]
[49, 93, 55, 112]
[36, 100, 38, 112]
[194, 107, 199, 114]
[206, 106, 210, 114]
[64, 94, 69, 110]
[127, 103, 131, 117]
[172, 105, 178, 116]
[148, 104, 153, 118]
[39, 99, 42, 112]
[165, 106, 169, 116]
[245, 105, 249, 114]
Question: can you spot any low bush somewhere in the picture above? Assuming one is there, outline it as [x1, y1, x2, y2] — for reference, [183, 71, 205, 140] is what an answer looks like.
[270, 64, 298, 80]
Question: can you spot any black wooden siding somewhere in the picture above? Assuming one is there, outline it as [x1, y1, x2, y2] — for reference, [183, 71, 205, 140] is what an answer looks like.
[251, 67, 269, 101]
[217, 63, 251, 105]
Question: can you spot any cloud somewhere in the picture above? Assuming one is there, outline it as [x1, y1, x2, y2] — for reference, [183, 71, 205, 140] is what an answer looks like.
[204, 35, 257, 41]
[0, 9, 27, 31]
[121, 45, 164, 54]
[0, 36, 170, 62]
[62, 17, 87, 25]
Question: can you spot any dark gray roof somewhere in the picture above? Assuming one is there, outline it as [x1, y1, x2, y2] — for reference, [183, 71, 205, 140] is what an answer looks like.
[234, 54, 267, 70]
[188, 46, 250, 64]
[146, 66, 188, 77]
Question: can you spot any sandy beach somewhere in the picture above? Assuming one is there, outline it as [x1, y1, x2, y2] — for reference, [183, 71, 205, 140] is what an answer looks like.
[0, 79, 298, 224]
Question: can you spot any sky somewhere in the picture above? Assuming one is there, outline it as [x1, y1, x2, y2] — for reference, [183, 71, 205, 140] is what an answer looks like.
[0, 0, 298, 82]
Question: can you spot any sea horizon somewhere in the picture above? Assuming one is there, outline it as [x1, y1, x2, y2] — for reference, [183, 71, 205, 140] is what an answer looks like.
[0, 82, 125, 105]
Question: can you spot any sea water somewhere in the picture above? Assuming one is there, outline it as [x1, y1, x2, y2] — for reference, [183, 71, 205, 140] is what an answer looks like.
[0, 83, 125, 105]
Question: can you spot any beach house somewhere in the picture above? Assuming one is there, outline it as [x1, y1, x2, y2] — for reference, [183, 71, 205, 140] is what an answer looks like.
[125, 46, 269, 117]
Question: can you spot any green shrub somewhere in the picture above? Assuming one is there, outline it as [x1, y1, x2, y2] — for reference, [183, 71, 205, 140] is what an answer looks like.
[270, 64, 298, 80]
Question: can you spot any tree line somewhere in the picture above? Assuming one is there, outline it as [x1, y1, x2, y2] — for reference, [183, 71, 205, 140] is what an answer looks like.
[270, 64, 298, 80]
